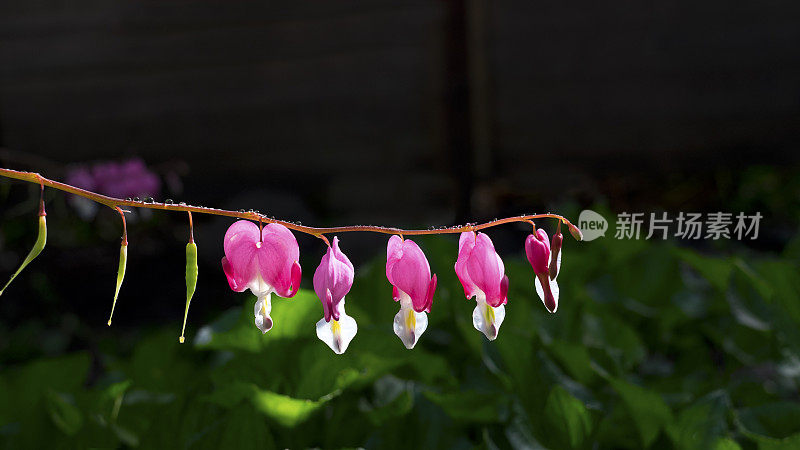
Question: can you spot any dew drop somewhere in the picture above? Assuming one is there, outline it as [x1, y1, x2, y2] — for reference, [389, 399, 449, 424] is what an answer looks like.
[164, 199, 174, 204]
[238, 209, 246, 213]
[143, 197, 154, 203]
[179, 202, 187, 206]
[125, 197, 132, 201]
[133, 197, 141, 202]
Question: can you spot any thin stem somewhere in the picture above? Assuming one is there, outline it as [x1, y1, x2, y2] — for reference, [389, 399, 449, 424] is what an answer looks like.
[116, 206, 128, 246]
[188, 211, 194, 244]
[38, 180, 46, 217]
[0, 167, 578, 238]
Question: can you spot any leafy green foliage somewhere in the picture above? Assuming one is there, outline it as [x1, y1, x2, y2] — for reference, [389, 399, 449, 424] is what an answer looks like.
[1, 232, 799, 448]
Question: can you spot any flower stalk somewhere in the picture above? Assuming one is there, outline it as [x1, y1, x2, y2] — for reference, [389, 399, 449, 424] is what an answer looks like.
[0, 167, 580, 240]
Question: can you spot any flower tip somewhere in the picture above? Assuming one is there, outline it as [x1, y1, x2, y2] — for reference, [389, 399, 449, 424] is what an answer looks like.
[179, 336, 185, 344]
[107, 319, 112, 326]
[472, 302, 505, 341]
[316, 314, 357, 354]
[568, 223, 583, 241]
[394, 306, 427, 349]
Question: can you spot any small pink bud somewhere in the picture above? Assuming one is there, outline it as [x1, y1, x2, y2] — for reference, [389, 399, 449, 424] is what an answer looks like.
[525, 229, 551, 275]
[525, 228, 560, 313]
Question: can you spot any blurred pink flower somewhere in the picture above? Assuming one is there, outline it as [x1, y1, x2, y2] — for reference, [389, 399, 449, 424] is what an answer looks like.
[65, 158, 161, 199]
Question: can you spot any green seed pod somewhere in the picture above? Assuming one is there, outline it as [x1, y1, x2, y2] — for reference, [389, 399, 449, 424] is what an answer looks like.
[180, 241, 198, 343]
[107, 243, 128, 326]
[0, 215, 47, 296]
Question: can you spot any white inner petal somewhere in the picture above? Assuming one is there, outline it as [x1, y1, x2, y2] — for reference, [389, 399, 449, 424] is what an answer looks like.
[535, 276, 560, 313]
[249, 274, 273, 298]
[472, 294, 506, 341]
[316, 307, 358, 355]
[552, 250, 562, 280]
[254, 293, 273, 333]
[393, 292, 428, 349]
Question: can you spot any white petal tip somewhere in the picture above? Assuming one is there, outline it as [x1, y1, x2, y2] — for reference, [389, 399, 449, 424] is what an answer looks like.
[316, 314, 357, 354]
[254, 296, 273, 334]
[393, 307, 428, 349]
[179, 336, 185, 344]
[472, 303, 505, 341]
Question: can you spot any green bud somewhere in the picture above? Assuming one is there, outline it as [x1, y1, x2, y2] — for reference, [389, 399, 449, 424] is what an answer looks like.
[107, 243, 128, 326]
[180, 242, 198, 343]
[0, 215, 47, 296]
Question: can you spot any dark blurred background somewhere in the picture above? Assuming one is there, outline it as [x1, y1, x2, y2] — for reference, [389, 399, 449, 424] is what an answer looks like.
[2, 0, 800, 354]
[2, 0, 799, 220]
[1, 1, 800, 448]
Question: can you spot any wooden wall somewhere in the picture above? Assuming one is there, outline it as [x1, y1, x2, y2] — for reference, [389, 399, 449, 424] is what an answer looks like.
[2, 0, 798, 223]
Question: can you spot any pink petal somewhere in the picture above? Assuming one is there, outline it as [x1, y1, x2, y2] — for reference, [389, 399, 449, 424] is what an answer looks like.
[385, 235, 404, 281]
[467, 233, 504, 303]
[222, 256, 248, 292]
[313, 237, 354, 319]
[223, 220, 260, 288]
[257, 224, 301, 297]
[387, 239, 432, 310]
[495, 275, 510, 308]
[536, 272, 558, 313]
[454, 232, 477, 299]
[286, 261, 302, 298]
[422, 274, 437, 313]
[323, 288, 334, 322]
[525, 229, 551, 275]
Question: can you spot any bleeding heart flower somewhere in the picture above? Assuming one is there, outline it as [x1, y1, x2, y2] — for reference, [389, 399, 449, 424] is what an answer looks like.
[313, 237, 357, 354]
[455, 231, 509, 340]
[386, 235, 437, 349]
[525, 227, 561, 313]
[221, 220, 301, 333]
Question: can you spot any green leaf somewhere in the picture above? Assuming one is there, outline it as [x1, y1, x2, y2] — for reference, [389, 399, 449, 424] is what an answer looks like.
[547, 339, 597, 385]
[544, 385, 593, 449]
[736, 401, 800, 449]
[423, 390, 508, 423]
[205, 381, 333, 428]
[195, 290, 320, 353]
[713, 437, 743, 450]
[673, 248, 733, 293]
[7, 352, 90, 419]
[250, 388, 326, 427]
[44, 391, 83, 436]
[362, 376, 415, 426]
[217, 405, 276, 450]
[609, 378, 672, 447]
[666, 391, 731, 450]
